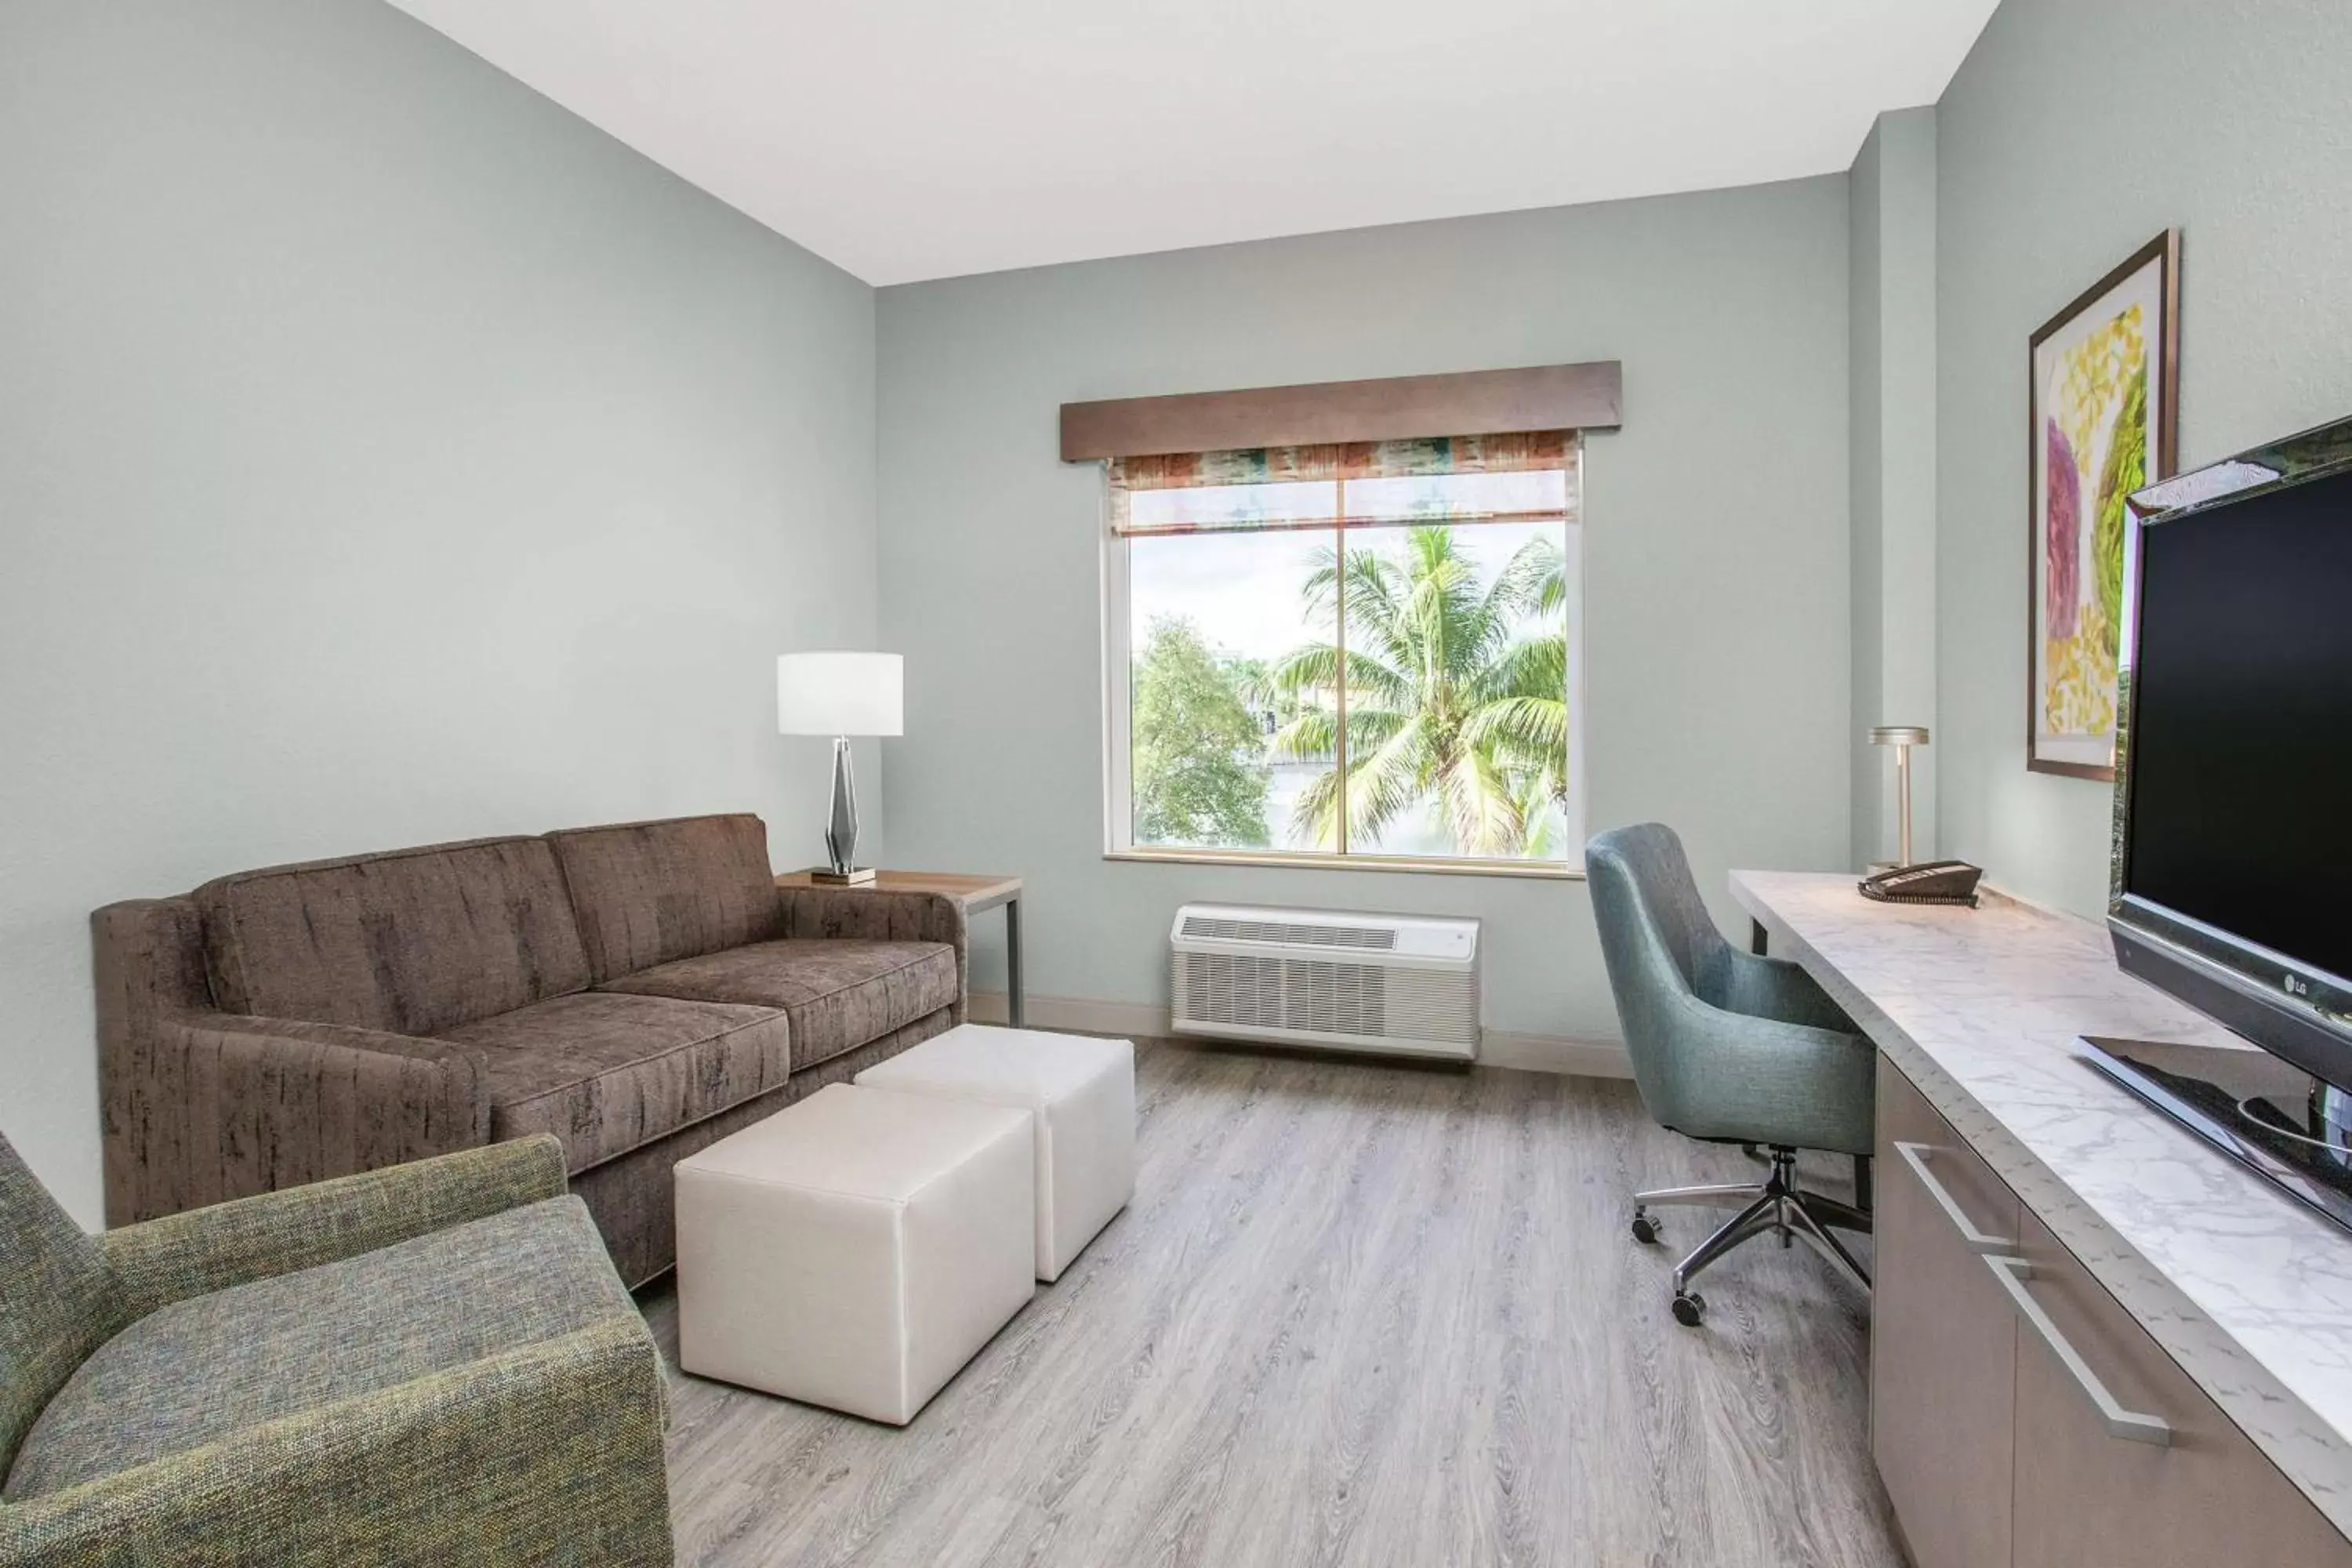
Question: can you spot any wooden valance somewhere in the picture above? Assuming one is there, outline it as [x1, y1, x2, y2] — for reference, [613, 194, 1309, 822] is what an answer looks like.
[1059, 361, 1622, 463]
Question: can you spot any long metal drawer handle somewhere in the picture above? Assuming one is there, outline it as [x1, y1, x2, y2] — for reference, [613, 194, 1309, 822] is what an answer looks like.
[1892, 1141, 2013, 1254]
[1984, 1255, 2172, 1446]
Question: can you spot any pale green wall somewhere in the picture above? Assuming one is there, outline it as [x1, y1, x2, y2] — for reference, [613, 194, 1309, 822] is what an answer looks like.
[877, 180, 1853, 1047]
[0, 0, 880, 1221]
[37, 0, 2339, 1218]
[1849, 108, 1940, 872]
[1935, 0, 2352, 913]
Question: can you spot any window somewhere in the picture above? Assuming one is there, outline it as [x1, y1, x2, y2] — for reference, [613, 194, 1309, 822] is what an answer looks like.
[1102, 430, 1584, 872]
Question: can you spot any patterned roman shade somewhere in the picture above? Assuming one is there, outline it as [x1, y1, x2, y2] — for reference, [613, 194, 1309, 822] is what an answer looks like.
[1107, 430, 1580, 536]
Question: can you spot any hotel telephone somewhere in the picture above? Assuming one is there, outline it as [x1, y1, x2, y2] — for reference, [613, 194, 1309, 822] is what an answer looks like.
[1857, 860, 1983, 907]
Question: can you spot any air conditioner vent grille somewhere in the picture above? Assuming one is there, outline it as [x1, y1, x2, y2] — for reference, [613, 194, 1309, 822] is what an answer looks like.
[1178, 915, 1396, 950]
[1171, 953, 1476, 1047]
[1169, 902, 1479, 1060]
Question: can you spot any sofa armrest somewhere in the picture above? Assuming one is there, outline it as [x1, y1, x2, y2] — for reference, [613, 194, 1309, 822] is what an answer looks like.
[100, 1137, 568, 1323]
[779, 887, 970, 1020]
[118, 1011, 493, 1224]
[0, 1319, 673, 1568]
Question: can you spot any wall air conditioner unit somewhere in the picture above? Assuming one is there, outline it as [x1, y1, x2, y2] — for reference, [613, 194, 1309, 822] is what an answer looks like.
[1169, 903, 1480, 1062]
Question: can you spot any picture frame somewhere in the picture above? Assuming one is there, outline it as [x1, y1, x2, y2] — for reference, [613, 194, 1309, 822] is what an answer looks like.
[2026, 230, 2180, 781]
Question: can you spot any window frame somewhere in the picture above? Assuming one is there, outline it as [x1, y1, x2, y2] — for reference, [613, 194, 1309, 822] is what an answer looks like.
[1098, 447, 1588, 879]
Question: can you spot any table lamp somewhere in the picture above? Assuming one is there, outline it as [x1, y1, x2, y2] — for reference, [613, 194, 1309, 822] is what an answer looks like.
[1869, 725, 1929, 871]
[777, 652, 903, 884]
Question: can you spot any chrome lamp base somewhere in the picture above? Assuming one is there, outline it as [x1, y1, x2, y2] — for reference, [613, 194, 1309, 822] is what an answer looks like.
[818, 735, 872, 884]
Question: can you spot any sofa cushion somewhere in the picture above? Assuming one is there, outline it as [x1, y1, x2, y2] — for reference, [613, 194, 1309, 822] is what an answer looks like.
[441, 993, 791, 1174]
[601, 939, 957, 1071]
[569, 1011, 954, 1289]
[3, 1196, 629, 1501]
[547, 815, 784, 985]
[195, 837, 590, 1036]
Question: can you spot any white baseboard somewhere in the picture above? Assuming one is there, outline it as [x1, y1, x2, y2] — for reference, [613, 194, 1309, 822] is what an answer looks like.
[967, 990, 1632, 1080]
[1476, 1029, 1635, 1079]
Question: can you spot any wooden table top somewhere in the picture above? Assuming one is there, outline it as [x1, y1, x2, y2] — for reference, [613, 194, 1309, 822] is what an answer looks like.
[775, 869, 1022, 911]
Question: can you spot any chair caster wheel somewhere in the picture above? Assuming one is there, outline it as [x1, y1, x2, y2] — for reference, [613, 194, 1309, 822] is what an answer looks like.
[1630, 1210, 1660, 1245]
[1671, 1291, 1706, 1327]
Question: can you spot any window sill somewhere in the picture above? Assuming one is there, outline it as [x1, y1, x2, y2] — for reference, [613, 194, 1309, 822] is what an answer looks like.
[1102, 848, 1585, 881]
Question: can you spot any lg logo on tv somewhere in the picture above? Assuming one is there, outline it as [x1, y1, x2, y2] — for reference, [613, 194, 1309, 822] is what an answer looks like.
[2284, 973, 2310, 997]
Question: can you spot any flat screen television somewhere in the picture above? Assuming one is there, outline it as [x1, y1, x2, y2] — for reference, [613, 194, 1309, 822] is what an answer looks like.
[2107, 415, 2352, 1098]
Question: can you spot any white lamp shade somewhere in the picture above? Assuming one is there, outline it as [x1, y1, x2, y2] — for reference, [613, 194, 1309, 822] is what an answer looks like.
[777, 652, 903, 737]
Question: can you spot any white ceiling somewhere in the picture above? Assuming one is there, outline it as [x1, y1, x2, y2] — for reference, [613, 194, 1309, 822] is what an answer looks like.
[386, 0, 1998, 287]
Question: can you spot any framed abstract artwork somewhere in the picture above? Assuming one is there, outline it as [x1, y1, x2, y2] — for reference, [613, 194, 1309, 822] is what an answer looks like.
[2027, 230, 2180, 780]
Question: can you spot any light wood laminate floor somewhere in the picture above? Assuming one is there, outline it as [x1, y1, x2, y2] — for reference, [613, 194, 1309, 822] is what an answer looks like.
[643, 1040, 1901, 1568]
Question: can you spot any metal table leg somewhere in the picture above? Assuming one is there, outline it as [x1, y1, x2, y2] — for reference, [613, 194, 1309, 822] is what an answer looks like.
[1005, 895, 1025, 1029]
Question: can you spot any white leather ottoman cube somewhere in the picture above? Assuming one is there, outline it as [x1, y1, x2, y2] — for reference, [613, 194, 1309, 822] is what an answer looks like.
[673, 1082, 1035, 1425]
[856, 1024, 1135, 1282]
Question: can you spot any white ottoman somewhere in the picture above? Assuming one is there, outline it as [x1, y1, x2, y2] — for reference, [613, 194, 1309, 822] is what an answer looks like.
[673, 1082, 1035, 1425]
[856, 1024, 1135, 1283]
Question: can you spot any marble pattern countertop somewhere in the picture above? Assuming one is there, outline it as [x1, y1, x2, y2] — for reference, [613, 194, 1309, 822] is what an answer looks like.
[1730, 870, 2352, 1536]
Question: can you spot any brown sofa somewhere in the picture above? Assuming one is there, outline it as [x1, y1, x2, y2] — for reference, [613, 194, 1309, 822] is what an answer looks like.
[92, 813, 966, 1286]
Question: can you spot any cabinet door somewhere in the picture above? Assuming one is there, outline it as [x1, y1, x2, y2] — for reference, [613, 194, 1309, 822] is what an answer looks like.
[2008, 1208, 2352, 1568]
[1871, 1054, 2022, 1568]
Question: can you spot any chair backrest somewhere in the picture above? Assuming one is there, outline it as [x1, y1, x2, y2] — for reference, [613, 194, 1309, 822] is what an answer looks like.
[1586, 823, 1726, 992]
[0, 1133, 119, 1481]
[1584, 823, 1730, 1126]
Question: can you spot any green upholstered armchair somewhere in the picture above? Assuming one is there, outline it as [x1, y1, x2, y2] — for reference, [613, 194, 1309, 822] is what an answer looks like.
[1585, 823, 1875, 1326]
[0, 1134, 674, 1567]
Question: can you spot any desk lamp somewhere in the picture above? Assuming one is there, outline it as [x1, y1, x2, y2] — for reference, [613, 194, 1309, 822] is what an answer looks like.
[777, 652, 903, 884]
[1870, 725, 1929, 871]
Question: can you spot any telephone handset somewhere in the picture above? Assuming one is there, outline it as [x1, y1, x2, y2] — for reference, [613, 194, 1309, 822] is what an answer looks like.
[1857, 859, 1983, 907]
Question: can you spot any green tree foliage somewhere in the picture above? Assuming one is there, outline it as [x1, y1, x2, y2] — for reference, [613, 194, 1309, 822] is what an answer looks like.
[1257, 527, 1568, 856]
[1131, 617, 1272, 848]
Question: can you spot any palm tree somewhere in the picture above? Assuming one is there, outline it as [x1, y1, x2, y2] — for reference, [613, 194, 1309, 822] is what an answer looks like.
[1254, 525, 1567, 856]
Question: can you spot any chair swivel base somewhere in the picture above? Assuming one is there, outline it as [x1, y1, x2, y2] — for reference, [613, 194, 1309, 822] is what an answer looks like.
[1631, 1147, 1871, 1326]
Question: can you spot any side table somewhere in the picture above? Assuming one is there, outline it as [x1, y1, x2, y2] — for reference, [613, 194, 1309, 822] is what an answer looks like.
[775, 869, 1025, 1027]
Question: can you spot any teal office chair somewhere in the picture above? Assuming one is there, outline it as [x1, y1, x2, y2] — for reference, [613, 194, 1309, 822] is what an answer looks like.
[1585, 823, 1875, 1325]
